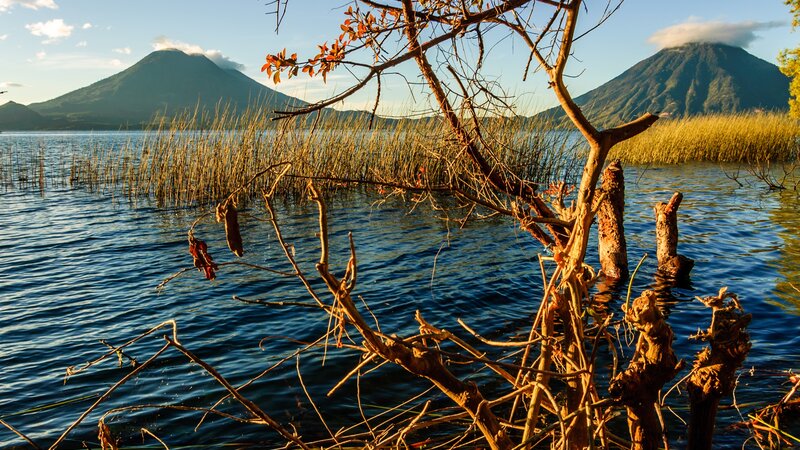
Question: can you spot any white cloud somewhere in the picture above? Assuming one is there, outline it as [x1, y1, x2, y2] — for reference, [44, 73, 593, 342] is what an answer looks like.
[152, 36, 245, 71]
[76, 40, 87, 47]
[81, 22, 92, 30]
[113, 47, 131, 55]
[0, 34, 7, 40]
[25, 18, 73, 44]
[0, 0, 58, 13]
[35, 50, 46, 59]
[0, 81, 24, 88]
[648, 19, 786, 49]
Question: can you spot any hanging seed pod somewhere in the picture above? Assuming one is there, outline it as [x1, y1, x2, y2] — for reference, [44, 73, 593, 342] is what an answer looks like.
[221, 201, 244, 257]
[188, 233, 218, 280]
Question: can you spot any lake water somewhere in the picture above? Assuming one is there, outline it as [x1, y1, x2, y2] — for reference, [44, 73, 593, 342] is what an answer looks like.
[1, 132, 799, 448]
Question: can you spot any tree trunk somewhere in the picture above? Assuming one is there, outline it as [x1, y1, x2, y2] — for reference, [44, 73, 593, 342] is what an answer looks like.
[654, 192, 694, 280]
[687, 288, 751, 450]
[597, 160, 628, 280]
[609, 290, 682, 450]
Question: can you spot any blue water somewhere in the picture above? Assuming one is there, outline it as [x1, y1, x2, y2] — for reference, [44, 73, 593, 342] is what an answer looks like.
[1, 132, 799, 449]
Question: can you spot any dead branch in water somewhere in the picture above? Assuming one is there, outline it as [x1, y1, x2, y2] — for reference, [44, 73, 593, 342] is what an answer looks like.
[597, 160, 629, 281]
[654, 192, 694, 281]
[687, 287, 752, 450]
[609, 290, 683, 450]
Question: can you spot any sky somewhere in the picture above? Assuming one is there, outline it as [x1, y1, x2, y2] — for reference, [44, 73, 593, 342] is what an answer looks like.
[0, 0, 797, 116]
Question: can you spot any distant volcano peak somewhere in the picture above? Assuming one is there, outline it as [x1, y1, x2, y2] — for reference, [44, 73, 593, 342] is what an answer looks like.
[11, 50, 305, 129]
[538, 42, 789, 127]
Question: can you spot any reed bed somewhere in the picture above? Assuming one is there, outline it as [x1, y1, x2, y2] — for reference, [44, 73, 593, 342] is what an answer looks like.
[4, 112, 799, 202]
[609, 113, 800, 164]
[13, 107, 582, 207]
[0, 143, 48, 193]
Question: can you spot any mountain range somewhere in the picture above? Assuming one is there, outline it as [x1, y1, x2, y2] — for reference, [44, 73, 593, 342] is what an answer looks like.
[1, 49, 307, 130]
[0, 43, 792, 131]
[537, 42, 790, 127]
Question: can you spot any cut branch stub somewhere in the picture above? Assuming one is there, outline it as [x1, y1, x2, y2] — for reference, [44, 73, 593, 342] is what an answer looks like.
[609, 290, 683, 450]
[687, 287, 752, 450]
[597, 160, 628, 280]
[654, 192, 693, 280]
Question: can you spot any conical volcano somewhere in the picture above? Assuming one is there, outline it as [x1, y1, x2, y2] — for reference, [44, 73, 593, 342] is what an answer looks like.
[26, 49, 305, 128]
[538, 42, 790, 127]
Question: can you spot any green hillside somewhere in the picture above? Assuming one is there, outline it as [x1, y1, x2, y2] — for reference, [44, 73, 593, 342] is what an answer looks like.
[0, 101, 54, 130]
[25, 50, 306, 128]
[538, 43, 790, 128]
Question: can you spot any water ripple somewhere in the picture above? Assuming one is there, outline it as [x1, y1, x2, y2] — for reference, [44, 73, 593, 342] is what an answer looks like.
[1, 138, 799, 447]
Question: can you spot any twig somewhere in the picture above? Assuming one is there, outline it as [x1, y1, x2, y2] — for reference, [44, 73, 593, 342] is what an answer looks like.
[328, 353, 378, 397]
[457, 318, 542, 347]
[64, 320, 178, 378]
[195, 331, 332, 431]
[296, 356, 339, 445]
[398, 400, 431, 447]
[99, 339, 139, 367]
[165, 337, 309, 449]
[0, 419, 42, 449]
[140, 427, 170, 449]
[231, 295, 330, 310]
[623, 252, 647, 312]
[51, 343, 171, 449]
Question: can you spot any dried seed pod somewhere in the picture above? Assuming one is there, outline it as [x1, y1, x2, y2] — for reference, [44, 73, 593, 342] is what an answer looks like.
[188, 234, 218, 280]
[222, 202, 244, 257]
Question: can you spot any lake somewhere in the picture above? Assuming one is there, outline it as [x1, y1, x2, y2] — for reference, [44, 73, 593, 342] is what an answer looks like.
[1, 131, 799, 448]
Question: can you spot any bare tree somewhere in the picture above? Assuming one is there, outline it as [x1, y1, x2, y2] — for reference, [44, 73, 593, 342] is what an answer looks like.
[258, 1, 661, 448]
[1, 3, 757, 450]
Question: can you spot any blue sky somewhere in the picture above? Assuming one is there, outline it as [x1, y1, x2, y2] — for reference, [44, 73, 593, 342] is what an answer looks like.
[0, 0, 797, 115]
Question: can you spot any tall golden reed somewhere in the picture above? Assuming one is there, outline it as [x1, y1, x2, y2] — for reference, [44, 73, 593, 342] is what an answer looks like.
[609, 113, 799, 164]
[64, 106, 582, 206]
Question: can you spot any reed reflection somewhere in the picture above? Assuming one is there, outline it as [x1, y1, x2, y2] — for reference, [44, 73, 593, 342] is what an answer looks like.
[770, 190, 800, 314]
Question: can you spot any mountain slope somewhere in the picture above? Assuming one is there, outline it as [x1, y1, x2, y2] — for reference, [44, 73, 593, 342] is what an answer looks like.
[27, 50, 305, 128]
[538, 43, 790, 127]
[0, 101, 54, 130]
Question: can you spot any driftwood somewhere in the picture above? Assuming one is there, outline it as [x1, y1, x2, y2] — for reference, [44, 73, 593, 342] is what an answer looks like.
[609, 290, 683, 450]
[597, 160, 629, 280]
[654, 192, 694, 280]
[687, 288, 751, 450]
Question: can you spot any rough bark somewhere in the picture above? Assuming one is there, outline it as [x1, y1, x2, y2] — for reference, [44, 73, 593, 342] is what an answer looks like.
[597, 160, 629, 280]
[654, 192, 694, 280]
[687, 288, 751, 450]
[609, 290, 683, 450]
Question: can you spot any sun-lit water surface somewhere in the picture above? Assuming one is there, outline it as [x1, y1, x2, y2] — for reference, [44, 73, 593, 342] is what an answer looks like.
[1, 132, 799, 448]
